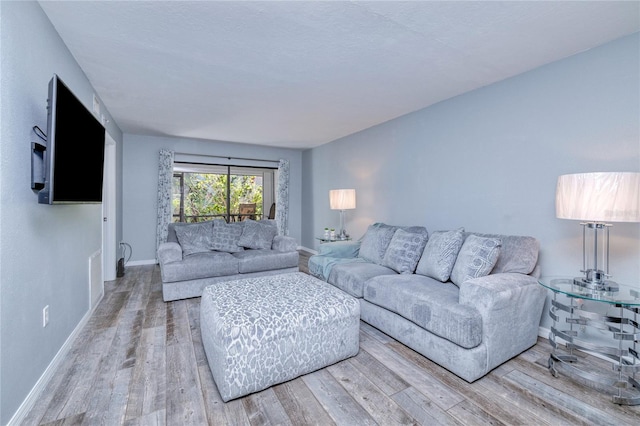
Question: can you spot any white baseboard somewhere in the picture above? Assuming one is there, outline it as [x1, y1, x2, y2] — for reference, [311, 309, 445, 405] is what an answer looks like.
[299, 245, 317, 254]
[538, 326, 550, 339]
[127, 259, 157, 266]
[7, 293, 103, 426]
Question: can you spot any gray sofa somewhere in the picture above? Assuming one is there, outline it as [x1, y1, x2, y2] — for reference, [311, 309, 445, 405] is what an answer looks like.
[158, 219, 299, 301]
[308, 222, 546, 382]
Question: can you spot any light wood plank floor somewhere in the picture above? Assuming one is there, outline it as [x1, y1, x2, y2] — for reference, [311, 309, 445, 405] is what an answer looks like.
[22, 251, 640, 425]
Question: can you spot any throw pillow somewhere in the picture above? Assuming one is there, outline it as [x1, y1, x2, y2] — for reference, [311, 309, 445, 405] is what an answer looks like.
[211, 219, 244, 253]
[472, 233, 539, 275]
[382, 227, 429, 274]
[174, 221, 213, 256]
[358, 223, 398, 264]
[450, 235, 501, 287]
[237, 219, 278, 250]
[415, 227, 465, 282]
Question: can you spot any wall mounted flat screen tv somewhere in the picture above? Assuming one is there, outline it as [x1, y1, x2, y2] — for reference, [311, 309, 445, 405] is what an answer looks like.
[37, 74, 106, 204]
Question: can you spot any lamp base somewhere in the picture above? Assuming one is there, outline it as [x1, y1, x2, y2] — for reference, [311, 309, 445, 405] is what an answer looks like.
[572, 277, 619, 293]
[337, 209, 349, 240]
[571, 223, 619, 293]
[337, 230, 349, 240]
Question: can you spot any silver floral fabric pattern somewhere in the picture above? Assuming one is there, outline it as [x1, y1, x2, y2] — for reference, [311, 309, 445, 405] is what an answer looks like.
[382, 227, 429, 274]
[200, 272, 360, 402]
[211, 219, 244, 253]
[155, 149, 174, 250]
[275, 159, 289, 236]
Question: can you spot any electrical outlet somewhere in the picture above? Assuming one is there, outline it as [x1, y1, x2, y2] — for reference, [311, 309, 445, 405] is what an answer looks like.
[43, 305, 49, 327]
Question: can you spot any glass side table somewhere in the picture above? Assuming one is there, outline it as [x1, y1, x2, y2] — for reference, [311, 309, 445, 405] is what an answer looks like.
[538, 277, 640, 405]
[316, 236, 352, 243]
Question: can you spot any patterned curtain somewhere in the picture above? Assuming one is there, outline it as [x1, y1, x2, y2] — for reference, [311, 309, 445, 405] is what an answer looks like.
[156, 149, 174, 251]
[275, 159, 290, 236]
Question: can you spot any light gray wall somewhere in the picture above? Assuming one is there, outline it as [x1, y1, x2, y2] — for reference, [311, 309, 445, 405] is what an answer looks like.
[0, 2, 123, 423]
[302, 33, 640, 326]
[122, 134, 303, 263]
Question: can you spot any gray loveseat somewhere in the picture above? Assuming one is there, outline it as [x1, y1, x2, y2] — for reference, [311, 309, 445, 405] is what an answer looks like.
[308, 223, 546, 382]
[158, 219, 299, 301]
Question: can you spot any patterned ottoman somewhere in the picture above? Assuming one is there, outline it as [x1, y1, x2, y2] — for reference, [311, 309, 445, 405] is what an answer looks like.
[200, 272, 360, 402]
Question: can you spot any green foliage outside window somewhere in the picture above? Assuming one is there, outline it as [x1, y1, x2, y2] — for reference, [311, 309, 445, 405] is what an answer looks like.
[173, 173, 263, 222]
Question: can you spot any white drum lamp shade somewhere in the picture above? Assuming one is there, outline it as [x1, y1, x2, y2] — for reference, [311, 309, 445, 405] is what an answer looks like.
[556, 172, 640, 223]
[330, 189, 356, 210]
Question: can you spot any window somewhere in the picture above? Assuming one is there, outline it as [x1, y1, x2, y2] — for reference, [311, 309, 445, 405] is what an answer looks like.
[172, 163, 276, 223]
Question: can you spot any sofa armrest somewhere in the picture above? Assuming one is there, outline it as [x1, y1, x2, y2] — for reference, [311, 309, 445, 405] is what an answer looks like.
[157, 242, 183, 264]
[318, 240, 361, 258]
[458, 273, 546, 368]
[272, 235, 297, 252]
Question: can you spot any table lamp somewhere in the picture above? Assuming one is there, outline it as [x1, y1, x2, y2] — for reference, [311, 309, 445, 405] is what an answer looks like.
[330, 189, 356, 240]
[556, 172, 640, 291]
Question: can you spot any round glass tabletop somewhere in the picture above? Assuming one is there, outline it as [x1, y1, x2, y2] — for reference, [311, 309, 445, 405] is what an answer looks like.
[538, 276, 640, 307]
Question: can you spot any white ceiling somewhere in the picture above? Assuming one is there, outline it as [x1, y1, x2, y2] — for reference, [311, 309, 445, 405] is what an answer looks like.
[39, 1, 639, 149]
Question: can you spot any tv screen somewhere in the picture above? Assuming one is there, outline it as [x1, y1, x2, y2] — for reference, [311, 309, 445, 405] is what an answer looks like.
[38, 74, 105, 204]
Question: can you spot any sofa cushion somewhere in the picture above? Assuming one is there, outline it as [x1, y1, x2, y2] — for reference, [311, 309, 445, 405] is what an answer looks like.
[358, 223, 398, 264]
[328, 261, 397, 298]
[233, 250, 299, 274]
[258, 218, 277, 227]
[237, 219, 277, 250]
[469, 233, 539, 275]
[160, 251, 239, 283]
[450, 235, 501, 287]
[382, 227, 429, 274]
[415, 227, 465, 282]
[363, 275, 482, 349]
[174, 221, 214, 256]
[166, 223, 182, 243]
[211, 219, 244, 253]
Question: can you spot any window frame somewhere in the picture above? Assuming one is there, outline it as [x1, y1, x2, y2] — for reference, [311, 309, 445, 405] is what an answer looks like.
[172, 162, 276, 223]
